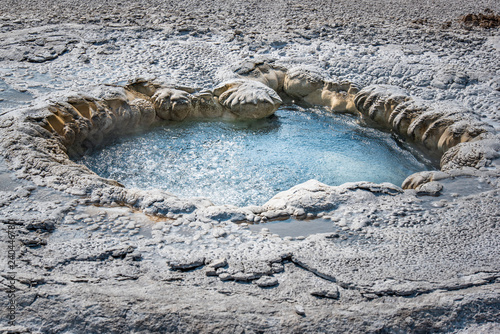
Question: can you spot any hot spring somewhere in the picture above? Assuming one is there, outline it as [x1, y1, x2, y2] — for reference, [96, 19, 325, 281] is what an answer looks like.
[76, 105, 431, 207]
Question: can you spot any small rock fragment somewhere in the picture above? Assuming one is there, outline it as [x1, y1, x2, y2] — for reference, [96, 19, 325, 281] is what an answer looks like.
[20, 236, 47, 247]
[310, 287, 340, 299]
[219, 273, 233, 281]
[209, 258, 228, 269]
[169, 257, 205, 270]
[293, 208, 306, 218]
[212, 228, 227, 238]
[129, 251, 142, 261]
[232, 272, 260, 282]
[415, 181, 443, 196]
[295, 305, 306, 316]
[254, 276, 279, 287]
[26, 220, 56, 232]
[271, 263, 284, 273]
[111, 246, 136, 258]
[205, 268, 218, 276]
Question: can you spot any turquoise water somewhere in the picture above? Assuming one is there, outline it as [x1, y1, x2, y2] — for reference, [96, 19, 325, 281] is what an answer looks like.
[78, 106, 430, 207]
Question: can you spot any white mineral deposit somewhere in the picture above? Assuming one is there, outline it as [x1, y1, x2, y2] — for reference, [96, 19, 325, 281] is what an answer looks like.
[0, 0, 499, 333]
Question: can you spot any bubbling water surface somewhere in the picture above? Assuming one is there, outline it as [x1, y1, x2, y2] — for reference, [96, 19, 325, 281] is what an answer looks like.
[78, 106, 431, 206]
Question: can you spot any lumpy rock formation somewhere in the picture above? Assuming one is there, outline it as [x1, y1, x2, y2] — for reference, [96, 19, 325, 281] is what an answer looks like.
[2, 61, 497, 211]
[0, 0, 499, 332]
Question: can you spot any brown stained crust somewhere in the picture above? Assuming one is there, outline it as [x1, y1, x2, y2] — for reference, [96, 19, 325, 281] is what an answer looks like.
[1, 63, 498, 208]
[460, 10, 500, 29]
[353, 84, 498, 187]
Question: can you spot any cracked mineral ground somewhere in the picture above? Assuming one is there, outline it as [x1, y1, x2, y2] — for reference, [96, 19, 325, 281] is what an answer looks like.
[0, 0, 499, 333]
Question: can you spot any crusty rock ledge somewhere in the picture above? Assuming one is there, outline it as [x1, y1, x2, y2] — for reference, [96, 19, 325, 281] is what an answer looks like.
[0, 61, 499, 220]
[0, 1, 499, 332]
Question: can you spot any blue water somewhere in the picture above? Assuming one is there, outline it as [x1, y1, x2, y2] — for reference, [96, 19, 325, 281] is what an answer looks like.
[78, 106, 430, 206]
[0, 78, 33, 113]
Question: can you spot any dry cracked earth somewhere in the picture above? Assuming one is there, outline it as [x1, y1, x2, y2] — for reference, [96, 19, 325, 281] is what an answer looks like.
[0, 0, 500, 333]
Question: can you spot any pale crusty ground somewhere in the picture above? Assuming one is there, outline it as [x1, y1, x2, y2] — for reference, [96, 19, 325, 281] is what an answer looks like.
[0, 1, 499, 333]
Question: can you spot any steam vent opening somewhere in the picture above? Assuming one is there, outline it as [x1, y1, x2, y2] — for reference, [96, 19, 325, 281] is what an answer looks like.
[76, 105, 432, 207]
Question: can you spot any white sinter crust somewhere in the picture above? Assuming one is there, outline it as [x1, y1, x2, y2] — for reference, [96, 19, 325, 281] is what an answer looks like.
[0, 1, 499, 332]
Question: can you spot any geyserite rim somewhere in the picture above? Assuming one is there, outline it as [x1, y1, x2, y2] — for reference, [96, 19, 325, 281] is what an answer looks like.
[0, 61, 498, 220]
